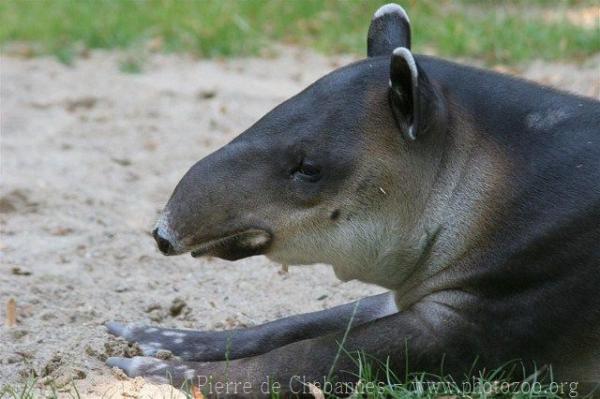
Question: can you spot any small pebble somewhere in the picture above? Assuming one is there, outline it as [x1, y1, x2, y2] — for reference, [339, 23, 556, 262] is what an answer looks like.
[155, 349, 173, 360]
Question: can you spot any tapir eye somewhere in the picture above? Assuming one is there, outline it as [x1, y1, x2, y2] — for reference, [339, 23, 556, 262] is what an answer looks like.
[291, 160, 321, 182]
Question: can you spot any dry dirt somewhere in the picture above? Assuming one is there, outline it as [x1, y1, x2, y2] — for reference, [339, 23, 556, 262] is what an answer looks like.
[1, 48, 598, 397]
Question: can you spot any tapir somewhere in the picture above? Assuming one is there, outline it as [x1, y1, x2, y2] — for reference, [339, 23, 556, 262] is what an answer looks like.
[106, 3, 600, 396]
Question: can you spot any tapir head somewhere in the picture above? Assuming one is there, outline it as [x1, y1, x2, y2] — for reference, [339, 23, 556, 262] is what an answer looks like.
[153, 4, 447, 288]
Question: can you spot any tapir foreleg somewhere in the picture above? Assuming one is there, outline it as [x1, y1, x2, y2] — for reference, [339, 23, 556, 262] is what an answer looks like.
[107, 296, 483, 396]
[107, 292, 397, 362]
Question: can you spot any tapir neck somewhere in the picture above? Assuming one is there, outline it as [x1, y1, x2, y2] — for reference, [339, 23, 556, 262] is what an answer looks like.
[394, 102, 510, 308]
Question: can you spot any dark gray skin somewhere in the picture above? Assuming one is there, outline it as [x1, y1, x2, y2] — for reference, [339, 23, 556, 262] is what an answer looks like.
[106, 3, 600, 396]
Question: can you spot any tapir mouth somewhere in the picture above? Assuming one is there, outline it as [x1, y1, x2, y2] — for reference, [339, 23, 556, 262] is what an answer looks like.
[188, 228, 272, 261]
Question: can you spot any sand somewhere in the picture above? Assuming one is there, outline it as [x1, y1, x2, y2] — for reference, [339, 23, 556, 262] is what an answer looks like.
[1, 47, 598, 397]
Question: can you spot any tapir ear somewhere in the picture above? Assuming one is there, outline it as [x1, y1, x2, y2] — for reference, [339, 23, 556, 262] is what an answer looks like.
[367, 3, 411, 57]
[389, 47, 419, 140]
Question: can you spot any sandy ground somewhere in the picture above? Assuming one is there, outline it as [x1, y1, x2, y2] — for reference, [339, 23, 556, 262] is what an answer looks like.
[1, 48, 598, 397]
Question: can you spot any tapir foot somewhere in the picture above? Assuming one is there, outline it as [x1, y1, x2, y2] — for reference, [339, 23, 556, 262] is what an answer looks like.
[106, 356, 212, 387]
[106, 322, 224, 361]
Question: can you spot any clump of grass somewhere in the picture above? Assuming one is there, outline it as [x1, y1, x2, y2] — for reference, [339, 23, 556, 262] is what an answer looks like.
[0, 377, 81, 399]
[118, 56, 143, 74]
[340, 353, 591, 399]
[0, 0, 598, 65]
[54, 47, 76, 66]
[279, 353, 594, 398]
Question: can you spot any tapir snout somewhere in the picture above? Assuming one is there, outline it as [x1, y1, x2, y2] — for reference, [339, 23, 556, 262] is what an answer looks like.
[153, 141, 276, 261]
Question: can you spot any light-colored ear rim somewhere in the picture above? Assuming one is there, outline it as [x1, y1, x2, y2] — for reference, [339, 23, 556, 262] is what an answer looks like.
[407, 124, 416, 141]
[373, 3, 410, 23]
[392, 47, 418, 90]
[367, 3, 412, 56]
[390, 47, 419, 141]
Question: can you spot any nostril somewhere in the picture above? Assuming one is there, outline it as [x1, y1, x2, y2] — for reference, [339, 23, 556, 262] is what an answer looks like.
[152, 228, 174, 255]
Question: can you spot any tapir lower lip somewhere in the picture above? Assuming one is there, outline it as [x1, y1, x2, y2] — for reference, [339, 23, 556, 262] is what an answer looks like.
[189, 229, 271, 258]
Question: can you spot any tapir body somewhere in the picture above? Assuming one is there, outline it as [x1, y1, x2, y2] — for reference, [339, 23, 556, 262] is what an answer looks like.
[107, 3, 600, 396]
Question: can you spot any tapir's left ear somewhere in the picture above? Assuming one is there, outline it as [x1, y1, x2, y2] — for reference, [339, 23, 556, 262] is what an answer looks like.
[389, 47, 440, 141]
[389, 47, 420, 140]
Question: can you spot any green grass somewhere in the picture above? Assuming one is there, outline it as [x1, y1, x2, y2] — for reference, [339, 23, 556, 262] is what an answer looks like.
[0, 378, 80, 399]
[118, 55, 144, 74]
[0, 0, 598, 64]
